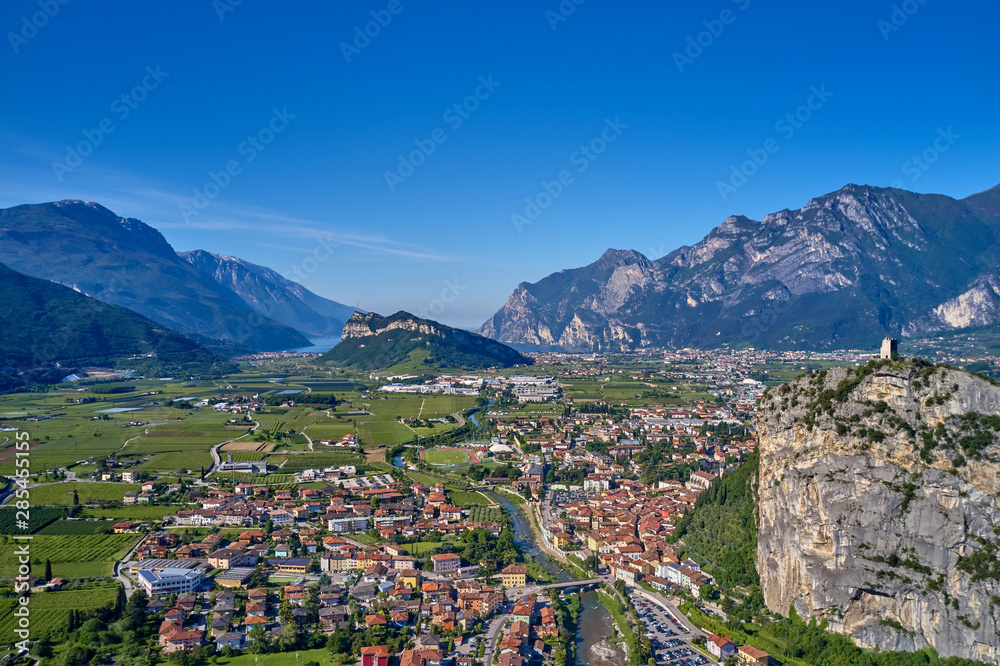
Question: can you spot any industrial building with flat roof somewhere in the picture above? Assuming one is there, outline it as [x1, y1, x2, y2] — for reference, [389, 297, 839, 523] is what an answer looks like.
[136, 567, 206, 596]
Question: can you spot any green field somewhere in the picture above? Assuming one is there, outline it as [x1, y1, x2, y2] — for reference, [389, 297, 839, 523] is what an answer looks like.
[401, 540, 445, 557]
[124, 414, 234, 471]
[0, 507, 66, 534]
[217, 647, 352, 666]
[36, 520, 118, 535]
[0, 581, 120, 644]
[350, 395, 477, 448]
[277, 452, 365, 473]
[304, 422, 356, 442]
[468, 505, 504, 522]
[422, 448, 473, 466]
[28, 482, 140, 505]
[0, 534, 139, 578]
[448, 491, 490, 507]
[78, 505, 179, 520]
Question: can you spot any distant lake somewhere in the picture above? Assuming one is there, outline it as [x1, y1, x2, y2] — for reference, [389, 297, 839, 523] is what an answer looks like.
[288, 337, 341, 353]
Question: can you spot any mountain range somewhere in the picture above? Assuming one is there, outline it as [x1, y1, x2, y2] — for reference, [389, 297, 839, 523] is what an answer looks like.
[0, 262, 225, 390]
[180, 250, 357, 339]
[323, 311, 531, 371]
[480, 182, 1000, 351]
[0, 201, 355, 352]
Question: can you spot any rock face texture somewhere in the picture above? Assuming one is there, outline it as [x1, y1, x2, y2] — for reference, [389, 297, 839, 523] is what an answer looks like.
[757, 360, 1000, 664]
[325, 311, 530, 370]
[181, 249, 356, 339]
[481, 183, 1000, 351]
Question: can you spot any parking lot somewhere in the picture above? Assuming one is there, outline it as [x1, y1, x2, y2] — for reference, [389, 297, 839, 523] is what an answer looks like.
[629, 590, 717, 666]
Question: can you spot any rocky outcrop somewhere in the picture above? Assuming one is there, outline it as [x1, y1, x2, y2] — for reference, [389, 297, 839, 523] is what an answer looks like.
[326, 311, 531, 370]
[757, 360, 1000, 664]
[480, 183, 1000, 351]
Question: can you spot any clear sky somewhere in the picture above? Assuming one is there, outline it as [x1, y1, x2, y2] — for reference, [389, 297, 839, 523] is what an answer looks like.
[2, 1, 998, 330]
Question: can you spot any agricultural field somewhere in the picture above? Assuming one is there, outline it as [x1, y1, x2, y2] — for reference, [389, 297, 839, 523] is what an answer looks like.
[78, 505, 181, 520]
[134, 450, 213, 472]
[219, 440, 272, 453]
[36, 520, 118, 535]
[276, 452, 366, 473]
[0, 581, 120, 644]
[304, 422, 356, 442]
[28, 482, 140, 505]
[357, 419, 416, 449]
[0, 534, 139, 578]
[225, 450, 271, 461]
[468, 505, 504, 522]
[348, 394, 477, 448]
[0, 506, 66, 534]
[124, 414, 236, 472]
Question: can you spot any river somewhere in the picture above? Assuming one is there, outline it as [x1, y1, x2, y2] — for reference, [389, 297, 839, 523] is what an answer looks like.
[488, 492, 619, 665]
[390, 418, 619, 664]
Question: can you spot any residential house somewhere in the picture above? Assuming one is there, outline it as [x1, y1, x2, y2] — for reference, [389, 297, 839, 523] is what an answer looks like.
[500, 565, 527, 589]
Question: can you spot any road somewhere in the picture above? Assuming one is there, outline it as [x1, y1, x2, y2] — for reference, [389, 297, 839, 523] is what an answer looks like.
[207, 417, 259, 473]
[504, 576, 607, 599]
[481, 602, 514, 666]
[114, 534, 149, 599]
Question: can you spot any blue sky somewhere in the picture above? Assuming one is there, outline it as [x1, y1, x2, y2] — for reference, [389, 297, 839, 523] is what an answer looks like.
[2, 1, 998, 330]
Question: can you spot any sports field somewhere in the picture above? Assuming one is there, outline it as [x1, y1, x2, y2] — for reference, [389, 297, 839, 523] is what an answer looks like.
[419, 447, 480, 466]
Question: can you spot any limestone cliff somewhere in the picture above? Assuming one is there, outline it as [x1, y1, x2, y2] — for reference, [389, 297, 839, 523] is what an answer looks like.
[757, 359, 1000, 663]
[324, 311, 531, 370]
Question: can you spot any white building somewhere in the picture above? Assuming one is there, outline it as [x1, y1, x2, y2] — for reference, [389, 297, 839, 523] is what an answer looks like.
[137, 567, 205, 596]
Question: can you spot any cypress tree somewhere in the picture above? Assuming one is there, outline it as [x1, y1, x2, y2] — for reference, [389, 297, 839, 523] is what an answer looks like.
[116, 584, 127, 615]
[44, 559, 52, 581]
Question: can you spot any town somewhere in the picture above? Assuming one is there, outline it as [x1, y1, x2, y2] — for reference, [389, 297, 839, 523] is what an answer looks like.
[1, 342, 993, 666]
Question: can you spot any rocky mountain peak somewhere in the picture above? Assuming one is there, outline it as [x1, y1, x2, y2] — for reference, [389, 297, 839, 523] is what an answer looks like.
[479, 181, 1000, 351]
[757, 359, 1000, 663]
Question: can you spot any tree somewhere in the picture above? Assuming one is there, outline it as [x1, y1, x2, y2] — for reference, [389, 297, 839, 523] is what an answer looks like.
[699, 584, 719, 602]
[44, 558, 52, 581]
[115, 581, 127, 615]
[248, 623, 270, 654]
[279, 599, 294, 626]
[123, 589, 148, 631]
[72, 490, 79, 506]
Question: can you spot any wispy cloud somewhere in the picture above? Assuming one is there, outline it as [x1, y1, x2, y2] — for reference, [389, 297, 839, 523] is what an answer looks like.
[0, 133, 515, 268]
[0, 154, 460, 262]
